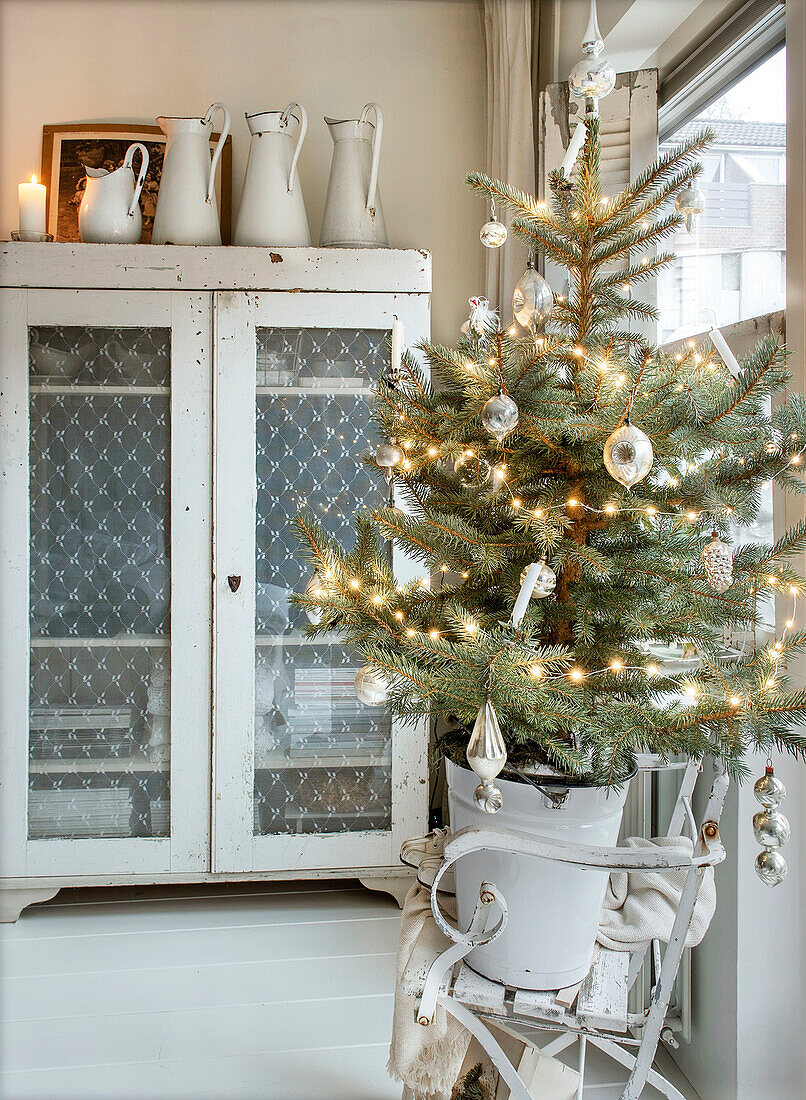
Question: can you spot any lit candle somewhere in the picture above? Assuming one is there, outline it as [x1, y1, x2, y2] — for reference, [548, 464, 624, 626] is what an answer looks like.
[391, 316, 404, 377]
[18, 174, 47, 235]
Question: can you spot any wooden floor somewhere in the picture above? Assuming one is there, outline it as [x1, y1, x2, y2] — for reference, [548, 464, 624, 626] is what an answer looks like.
[0, 882, 699, 1100]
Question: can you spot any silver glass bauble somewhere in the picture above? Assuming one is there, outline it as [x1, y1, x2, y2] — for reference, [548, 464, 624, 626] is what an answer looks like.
[754, 766, 786, 809]
[520, 559, 557, 599]
[376, 438, 403, 471]
[304, 574, 326, 626]
[603, 420, 654, 488]
[753, 808, 791, 850]
[568, 55, 616, 100]
[675, 186, 705, 233]
[454, 451, 491, 489]
[482, 391, 519, 443]
[480, 216, 507, 248]
[354, 665, 389, 707]
[467, 696, 507, 813]
[755, 847, 788, 888]
[512, 260, 554, 333]
[702, 532, 733, 593]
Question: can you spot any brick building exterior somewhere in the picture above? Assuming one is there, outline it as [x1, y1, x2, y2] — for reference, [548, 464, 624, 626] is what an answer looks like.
[658, 119, 785, 341]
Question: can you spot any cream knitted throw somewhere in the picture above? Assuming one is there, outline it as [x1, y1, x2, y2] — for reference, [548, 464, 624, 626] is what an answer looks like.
[388, 883, 470, 1100]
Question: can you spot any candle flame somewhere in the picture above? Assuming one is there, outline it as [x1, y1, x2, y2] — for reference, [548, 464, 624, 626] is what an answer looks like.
[31, 174, 37, 185]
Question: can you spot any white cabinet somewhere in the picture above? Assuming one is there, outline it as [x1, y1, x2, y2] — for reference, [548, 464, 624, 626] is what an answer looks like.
[0, 245, 430, 919]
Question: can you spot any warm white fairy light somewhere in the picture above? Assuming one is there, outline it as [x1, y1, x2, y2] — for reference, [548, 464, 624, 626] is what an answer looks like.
[394, 610, 404, 621]
[349, 578, 361, 590]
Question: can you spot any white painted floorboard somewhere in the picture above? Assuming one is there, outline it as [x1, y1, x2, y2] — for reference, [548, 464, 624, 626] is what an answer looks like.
[0, 882, 700, 1100]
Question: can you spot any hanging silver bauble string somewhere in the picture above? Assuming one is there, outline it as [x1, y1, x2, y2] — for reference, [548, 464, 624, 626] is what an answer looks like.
[466, 695, 507, 813]
[752, 762, 790, 887]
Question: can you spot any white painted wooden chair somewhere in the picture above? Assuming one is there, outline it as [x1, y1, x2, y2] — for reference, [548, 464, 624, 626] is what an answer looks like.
[407, 757, 728, 1099]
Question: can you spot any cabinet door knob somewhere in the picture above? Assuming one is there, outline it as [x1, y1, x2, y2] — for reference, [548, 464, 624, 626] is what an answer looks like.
[227, 575, 241, 593]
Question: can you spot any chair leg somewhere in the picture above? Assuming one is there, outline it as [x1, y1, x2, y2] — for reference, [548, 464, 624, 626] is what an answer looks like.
[576, 1035, 586, 1100]
[587, 1036, 686, 1100]
[439, 995, 535, 1100]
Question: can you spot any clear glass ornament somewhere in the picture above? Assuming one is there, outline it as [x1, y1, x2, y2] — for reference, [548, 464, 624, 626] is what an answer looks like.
[520, 559, 556, 599]
[467, 696, 507, 813]
[754, 765, 786, 808]
[480, 216, 507, 249]
[569, 55, 616, 100]
[675, 186, 705, 233]
[454, 451, 491, 489]
[603, 420, 654, 488]
[354, 665, 389, 706]
[755, 847, 788, 887]
[482, 391, 519, 442]
[753, 808, 791, 850]
[702, 532, 733, 593]
[376, 438, 403, 471]
[512, 258, 554, 333]
[304, 574, 326, 626]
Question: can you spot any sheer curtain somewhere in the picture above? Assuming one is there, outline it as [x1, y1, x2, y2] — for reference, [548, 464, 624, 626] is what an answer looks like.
[482, 0, 537, 315]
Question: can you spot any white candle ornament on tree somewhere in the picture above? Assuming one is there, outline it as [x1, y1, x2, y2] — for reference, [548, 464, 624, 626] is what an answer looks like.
[386, 316, 405, 387]
[482, 391, 519, 443]
[466, 696, 507, 813]
[560, 120, 588, 177]
[708, 326, 741, 378]
[304, 574, 326, 625]
[603, 418, 654, 488]
[702, 531, 733, 593]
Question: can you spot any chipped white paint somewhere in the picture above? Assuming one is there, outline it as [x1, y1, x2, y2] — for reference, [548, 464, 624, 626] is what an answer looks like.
[0, 249, 430, 918]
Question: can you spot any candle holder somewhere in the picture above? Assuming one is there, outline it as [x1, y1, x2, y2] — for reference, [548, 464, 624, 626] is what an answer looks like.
[11, 231, 54, 242]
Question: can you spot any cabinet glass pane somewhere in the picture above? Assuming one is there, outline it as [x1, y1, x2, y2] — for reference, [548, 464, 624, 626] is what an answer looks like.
[28, 327, 171, 840]
[254, 327, 392, 835]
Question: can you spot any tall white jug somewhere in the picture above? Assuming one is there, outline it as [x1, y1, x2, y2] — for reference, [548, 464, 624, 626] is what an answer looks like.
[234, 104, 311, 246]
[152, 102, 231, 245]
[320, 103, 388, 248]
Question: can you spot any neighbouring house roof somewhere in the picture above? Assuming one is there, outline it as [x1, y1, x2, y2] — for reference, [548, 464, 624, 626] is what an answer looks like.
[669, 119, 785, 150]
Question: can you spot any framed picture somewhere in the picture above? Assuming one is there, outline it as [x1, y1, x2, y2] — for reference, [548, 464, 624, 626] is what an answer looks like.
[41, 123, 233, 243]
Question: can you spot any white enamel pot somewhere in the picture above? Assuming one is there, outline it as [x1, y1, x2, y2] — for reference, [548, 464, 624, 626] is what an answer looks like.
[446, 758, 631, 990]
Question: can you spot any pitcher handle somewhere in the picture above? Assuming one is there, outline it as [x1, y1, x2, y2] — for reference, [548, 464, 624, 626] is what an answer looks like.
[358, 102, 383, 213]
[280, 103, 307, 194]
[123, 143, 150, 218]
[203, 102, 231, 204]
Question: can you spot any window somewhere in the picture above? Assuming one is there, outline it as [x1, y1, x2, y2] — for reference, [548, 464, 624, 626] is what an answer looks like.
[658, 47, 785, 343]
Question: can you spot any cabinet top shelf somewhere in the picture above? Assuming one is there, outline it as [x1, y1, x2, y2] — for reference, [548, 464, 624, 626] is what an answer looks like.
[0, 243, 432, 294]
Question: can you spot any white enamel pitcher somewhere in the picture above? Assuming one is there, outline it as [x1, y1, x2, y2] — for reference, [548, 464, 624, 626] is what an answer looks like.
[78, 143, 149, 244]
[320, 103, 388, 247]
[234, 103, 311, 246]
[152, 102, 231, 245]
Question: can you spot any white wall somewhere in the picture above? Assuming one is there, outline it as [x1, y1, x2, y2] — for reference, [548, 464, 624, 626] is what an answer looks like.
[0, 0, 487, 344]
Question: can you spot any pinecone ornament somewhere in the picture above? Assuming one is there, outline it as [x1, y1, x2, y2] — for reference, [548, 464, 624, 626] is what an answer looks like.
[702, 531, 733, 593]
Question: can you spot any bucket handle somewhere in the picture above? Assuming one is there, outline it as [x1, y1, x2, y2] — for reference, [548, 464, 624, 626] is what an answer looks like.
[123, 143, 150, 218]
[280, 102, 307, 194]
[358, 102, 383, 213]
[203, 102, 231, 204]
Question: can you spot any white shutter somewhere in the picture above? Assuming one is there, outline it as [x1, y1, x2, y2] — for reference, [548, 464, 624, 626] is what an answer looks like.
[538, 70, 659, 328]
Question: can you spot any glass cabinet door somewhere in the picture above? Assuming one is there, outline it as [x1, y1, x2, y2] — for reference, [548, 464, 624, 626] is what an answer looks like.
[253, 326, 392, 837]
[213, 292, 428, 873]
[0, 289, 211, 877]
[28, 324, 172, 842]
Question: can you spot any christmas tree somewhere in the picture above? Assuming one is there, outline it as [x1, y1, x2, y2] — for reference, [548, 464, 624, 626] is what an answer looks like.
[293, 117, 806, 787]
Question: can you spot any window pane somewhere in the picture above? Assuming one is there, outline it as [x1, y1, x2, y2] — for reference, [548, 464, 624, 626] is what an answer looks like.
[659, 47, 785, 342]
